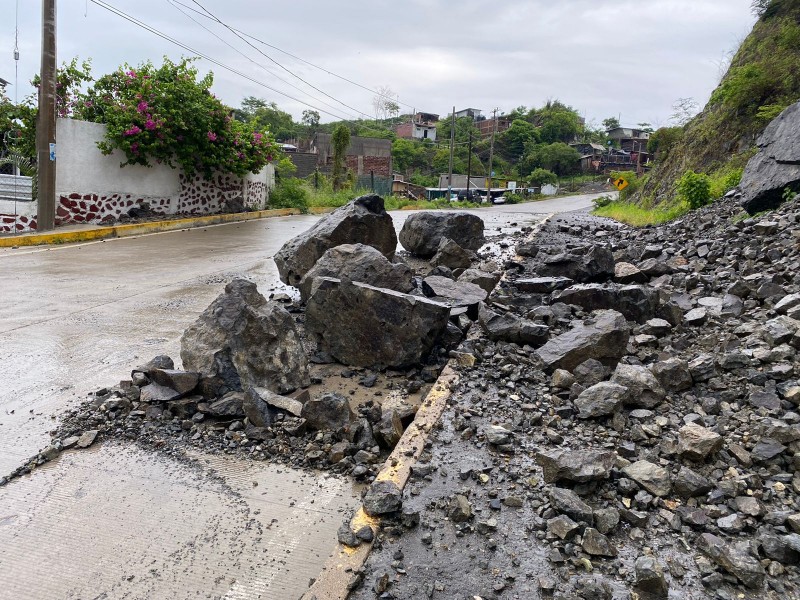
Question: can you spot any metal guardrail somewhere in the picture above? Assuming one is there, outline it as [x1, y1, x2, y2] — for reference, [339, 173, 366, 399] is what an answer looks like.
[0, 174, 33, 202]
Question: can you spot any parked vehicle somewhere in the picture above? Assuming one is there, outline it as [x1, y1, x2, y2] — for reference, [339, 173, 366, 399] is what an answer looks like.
[492, 195, 507, 205]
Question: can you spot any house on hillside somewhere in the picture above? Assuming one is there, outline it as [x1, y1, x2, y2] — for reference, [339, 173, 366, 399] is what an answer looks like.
[395, 112, 439, 141]
[476, 115, 511, 137]
[455, 108, 483, 121]
[570, 142, 606, 172]
[606, 127, 650, 153]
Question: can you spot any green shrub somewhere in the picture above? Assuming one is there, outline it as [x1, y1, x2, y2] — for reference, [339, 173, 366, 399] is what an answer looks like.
[269, 178, 309, 212]
[593, 194, 613, 208]
[709, 166, 743, 199]
[528, 168, 557, 187]
[677, 170, 712, 209]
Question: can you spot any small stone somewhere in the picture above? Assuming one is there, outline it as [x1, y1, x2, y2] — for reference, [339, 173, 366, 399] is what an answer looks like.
[76, 430, 98, 449]
[677, 423, 723, 461]
[622, 461, 671, 497]
[363, 480, 402, 516]
[581, 528, 617, 557]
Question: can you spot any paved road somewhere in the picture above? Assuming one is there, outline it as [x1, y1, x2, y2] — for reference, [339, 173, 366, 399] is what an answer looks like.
[0, 192, 599, 599]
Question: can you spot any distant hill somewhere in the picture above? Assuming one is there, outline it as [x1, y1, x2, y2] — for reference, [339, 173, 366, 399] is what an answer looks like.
[635, 0, 800, 204]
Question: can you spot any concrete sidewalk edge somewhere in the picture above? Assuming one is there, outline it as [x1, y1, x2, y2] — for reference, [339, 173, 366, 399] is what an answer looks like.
[0, 206, 335, 248]
[301, 212, 556, 600]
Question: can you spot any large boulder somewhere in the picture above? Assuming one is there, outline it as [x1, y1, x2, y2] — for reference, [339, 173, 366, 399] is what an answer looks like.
[180, 279, 310, 394]
[554, 284, 658, 324]
[399, 212, 485, 257]
[741, 101, 800, 214]
[306, 277, 451, 369]
[535, 310, 630, 372]
[297, 243, 413, 302]
[535, 243, 615, 283]
[274, 194, 396, 287]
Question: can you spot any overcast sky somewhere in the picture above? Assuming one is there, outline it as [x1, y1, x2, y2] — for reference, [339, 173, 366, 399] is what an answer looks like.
[2, 0, 756, 130]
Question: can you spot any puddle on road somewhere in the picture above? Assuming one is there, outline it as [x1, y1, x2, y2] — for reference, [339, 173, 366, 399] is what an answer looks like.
[0, 442, 359, 600]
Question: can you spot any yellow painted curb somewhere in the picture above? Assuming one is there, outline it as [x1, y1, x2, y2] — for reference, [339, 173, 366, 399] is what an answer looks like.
[0, 207, 305, 248]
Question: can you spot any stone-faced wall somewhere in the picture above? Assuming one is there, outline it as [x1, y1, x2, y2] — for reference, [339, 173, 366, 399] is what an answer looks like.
[0, 119, 274, 233]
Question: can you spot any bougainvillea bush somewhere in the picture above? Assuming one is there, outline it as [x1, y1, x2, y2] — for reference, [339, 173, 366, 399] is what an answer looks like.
[80, 58, 278, 178]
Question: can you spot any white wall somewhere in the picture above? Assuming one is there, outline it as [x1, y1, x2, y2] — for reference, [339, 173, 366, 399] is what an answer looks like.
[56, 119, 180, 197]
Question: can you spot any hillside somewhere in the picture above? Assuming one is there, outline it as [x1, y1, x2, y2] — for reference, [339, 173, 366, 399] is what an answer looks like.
[635, 0, 800, 205]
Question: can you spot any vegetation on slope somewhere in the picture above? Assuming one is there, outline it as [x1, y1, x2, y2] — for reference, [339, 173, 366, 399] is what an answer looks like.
[635, 0, 800, 205]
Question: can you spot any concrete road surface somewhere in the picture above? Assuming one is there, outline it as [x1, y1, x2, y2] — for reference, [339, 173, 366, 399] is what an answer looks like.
[0, 192, 599, 599]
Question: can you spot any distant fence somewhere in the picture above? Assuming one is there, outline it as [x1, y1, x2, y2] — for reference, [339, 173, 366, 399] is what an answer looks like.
[0, 174, 33, 202]
[355, 174, 392, 197]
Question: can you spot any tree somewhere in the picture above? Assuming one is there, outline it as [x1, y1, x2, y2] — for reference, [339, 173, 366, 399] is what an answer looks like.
[497, 119, 538, 162]
[522, 142, 580, 177]
[81, 58, 279, 178]
[647, 126, 684, 160]
[532, 101, 583, 144]
[528, 168, 557, 187]
[301, 109, 320, 136]
[392, 138, 418, 173]
[670, 97, 699, 126]
[637, 122, 654, 134]
[602, 117, 620, 131]
[372, 85, 399, 122]
[331, 123, 350, 191]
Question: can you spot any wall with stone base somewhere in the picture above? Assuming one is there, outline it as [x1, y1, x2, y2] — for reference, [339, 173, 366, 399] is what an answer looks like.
[0, 119, 274, 233]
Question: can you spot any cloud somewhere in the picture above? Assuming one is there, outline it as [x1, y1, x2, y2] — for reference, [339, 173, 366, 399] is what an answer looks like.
[1, 0, 755, 128]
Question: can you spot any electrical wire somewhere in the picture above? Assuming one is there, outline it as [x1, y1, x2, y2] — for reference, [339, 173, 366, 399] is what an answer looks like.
[189, 0, 380, 122]
[170, 0, 417, 112]
[165, 0, 376, 125]
[87, 0, 392, 136]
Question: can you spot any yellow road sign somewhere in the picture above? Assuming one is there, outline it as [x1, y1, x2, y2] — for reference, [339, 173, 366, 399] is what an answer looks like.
[613, 177, 629, 191]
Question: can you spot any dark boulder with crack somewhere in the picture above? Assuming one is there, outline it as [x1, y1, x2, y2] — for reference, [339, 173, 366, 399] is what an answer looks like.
[297, 243, 413, 302]
[180, 279, 310, 394]
[274, 194, 396, 286]
[535, 309, 630, 371]
[553, 283, 659, 324]
[430, 237, 475, 270]
[399, 211, 485, 257]
[478, 305, 549, 346]
[306, 278, 450, 369]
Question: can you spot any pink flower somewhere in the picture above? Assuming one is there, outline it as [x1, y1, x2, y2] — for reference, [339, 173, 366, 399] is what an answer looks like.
[207, 131, 217, 141]
[84, 101, 93, 108]
[123, 125, 142, 136]
[137, 101, 149, 113]
[130, 142, 140, 154]
[253, 132, 263, 143]
[126, 69, 137, 78]
[145, 118, 157, 131]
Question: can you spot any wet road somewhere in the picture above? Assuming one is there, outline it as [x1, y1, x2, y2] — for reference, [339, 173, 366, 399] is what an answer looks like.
[0, 192, 598, 599]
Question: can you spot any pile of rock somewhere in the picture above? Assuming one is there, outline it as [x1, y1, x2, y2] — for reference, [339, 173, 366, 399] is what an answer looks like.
[4, 196, 506, 487]
[349, 196, 800, 600]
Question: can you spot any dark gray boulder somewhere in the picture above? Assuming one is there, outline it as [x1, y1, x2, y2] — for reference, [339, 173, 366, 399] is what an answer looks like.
[741, 101, 800, 214]
[399, 212, 485, 257]
[535, 310, 630, 372]
[300, 392, 355, 431]
[457, 268, 501, 293]
[422, 275, 488, 311]
[536, 449, 616, 483]
[430, 237, 475, 270]
[180, 279, 310, 394]
[274, 194, 397, 287]
[553, 283, 658, 324]
[536, 243, 615, 283]
[306, 278, 450, 369]
[297, 243, 413, 302]
[478, 305, 549, 346]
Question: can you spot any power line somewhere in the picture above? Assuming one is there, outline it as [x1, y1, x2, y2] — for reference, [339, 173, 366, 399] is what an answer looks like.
[87, 0, 392, 136]
[164, 0, 370, 123]
[170, 0, 418, 112]
[188, 0, 379, 122]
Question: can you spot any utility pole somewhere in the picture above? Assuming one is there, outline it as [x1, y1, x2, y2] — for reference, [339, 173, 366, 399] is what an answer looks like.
[447, 106, 455, 199]
[465, 129, 473, 200]
[486, 108, 498, 201]
[37, 0, 57, 231]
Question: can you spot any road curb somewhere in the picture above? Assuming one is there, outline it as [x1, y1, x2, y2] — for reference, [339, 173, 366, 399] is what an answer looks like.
[301, 212, 556, 600]
[0, 206, 336, 248]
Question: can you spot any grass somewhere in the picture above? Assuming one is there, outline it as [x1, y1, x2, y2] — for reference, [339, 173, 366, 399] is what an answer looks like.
[592, 200, 690, 227]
